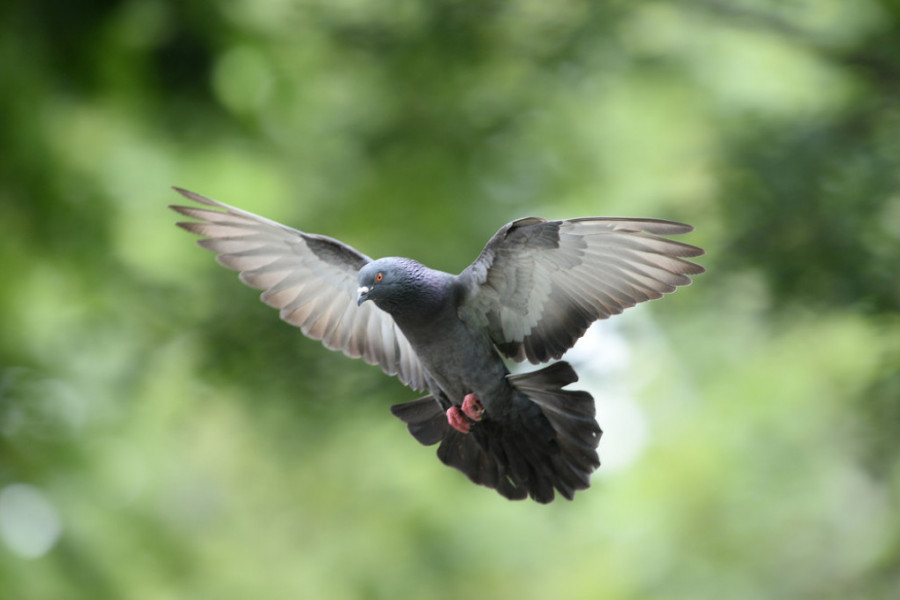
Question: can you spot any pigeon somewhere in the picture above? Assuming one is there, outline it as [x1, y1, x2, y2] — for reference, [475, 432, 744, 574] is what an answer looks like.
[170, 187, 705, 503]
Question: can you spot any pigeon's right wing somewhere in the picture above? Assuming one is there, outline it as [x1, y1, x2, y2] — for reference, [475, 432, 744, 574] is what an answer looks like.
[170, 188, 427, 391]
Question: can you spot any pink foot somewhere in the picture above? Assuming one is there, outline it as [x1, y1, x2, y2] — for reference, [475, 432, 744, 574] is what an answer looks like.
[446, 406, 471, 434]
[461, 393, 484, 421]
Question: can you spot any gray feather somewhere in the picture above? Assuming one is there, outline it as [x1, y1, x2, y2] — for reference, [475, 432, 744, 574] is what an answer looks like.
[457, 216, 705, 363]
[170, 187, 428, 391]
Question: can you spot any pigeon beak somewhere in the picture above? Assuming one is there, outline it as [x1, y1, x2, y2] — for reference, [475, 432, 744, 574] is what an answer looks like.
[356, 286, 371, 306]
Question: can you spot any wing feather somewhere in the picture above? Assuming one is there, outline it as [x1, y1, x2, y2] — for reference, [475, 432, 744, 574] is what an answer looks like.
[458, 216, 705, 363]
[171, 187, 427, 390]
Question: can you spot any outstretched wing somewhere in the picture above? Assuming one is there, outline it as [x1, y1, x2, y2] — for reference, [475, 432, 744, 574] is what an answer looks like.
[457, 216, 705, 364]
[170, 187, 427, 391]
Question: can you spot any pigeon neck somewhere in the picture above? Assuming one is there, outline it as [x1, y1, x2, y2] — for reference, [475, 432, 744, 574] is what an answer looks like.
[379, 269, 453, 327]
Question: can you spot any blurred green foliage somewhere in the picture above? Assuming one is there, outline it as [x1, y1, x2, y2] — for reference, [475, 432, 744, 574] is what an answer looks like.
[1, 0, 899, 598]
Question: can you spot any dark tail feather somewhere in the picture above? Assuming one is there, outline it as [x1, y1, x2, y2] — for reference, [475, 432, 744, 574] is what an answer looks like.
[390, 395, 449, 446]
[389, 362, 601, 503]
[510, 362, 602, 494]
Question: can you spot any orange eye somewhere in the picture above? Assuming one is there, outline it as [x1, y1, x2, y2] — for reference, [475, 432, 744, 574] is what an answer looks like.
[375, 272, 383, 283]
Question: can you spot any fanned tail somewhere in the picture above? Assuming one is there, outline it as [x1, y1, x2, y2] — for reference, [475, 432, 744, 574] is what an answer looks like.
[390, 362, 601, 503]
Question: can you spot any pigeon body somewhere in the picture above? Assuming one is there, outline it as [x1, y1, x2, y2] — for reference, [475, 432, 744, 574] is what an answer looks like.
[358, 259, 509, 410]
[171, 188, 705, 503]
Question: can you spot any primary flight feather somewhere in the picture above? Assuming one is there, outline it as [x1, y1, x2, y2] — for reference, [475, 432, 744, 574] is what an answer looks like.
[171, 187, 705, 503]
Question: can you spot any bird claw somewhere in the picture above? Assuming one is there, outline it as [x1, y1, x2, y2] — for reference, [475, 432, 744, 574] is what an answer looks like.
[462, 393, 484, 421]
[446, 406, 471, 434]
[447, 394, 485, 434]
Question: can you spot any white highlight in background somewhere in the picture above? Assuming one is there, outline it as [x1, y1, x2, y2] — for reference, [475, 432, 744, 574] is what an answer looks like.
[565, 318, 649, 474]
[0, 483, 63, 559]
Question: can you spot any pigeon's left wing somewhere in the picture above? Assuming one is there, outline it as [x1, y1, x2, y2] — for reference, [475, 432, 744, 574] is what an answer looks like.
[457, 216, 705, 364]
[171, 188, 427, 391]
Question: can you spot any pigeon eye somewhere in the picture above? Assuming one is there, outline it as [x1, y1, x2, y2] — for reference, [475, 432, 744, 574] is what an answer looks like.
[375, 272, 384, 283]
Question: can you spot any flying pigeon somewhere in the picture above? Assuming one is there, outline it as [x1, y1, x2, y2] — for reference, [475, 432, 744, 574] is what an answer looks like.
[171, 187, 705, 503]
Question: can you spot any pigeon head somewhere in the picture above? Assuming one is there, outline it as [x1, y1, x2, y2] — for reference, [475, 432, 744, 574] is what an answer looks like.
[357, 257, 450, 320]
[357, 258, 420, 311]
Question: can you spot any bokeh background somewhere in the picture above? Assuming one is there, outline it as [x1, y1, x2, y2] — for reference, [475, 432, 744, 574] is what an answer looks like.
[2, 0, 899, 598]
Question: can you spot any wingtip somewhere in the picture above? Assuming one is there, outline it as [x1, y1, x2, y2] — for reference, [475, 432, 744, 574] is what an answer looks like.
[169, 201, 215, 234]
[173, 220, 202, 234]
[681, 243, 706, 259]
[656, 220, 695, 235]
[168, 203, 209, 227]
[171, 186, 219, 207]
[171, 185, 193, 199]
